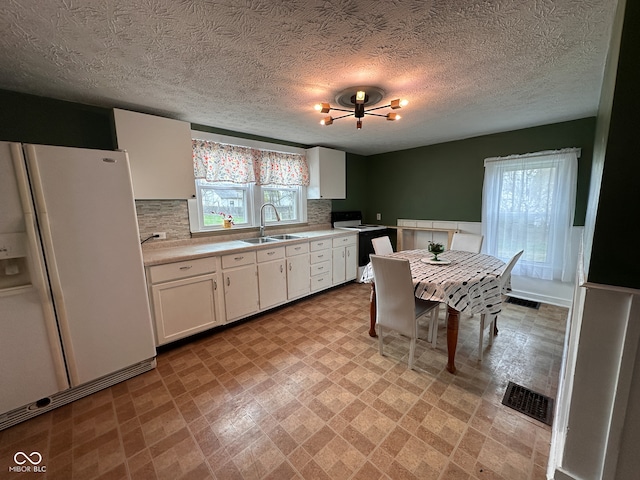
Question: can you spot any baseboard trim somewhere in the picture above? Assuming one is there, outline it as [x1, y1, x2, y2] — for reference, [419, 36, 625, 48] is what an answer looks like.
[0, 358, 156, 431]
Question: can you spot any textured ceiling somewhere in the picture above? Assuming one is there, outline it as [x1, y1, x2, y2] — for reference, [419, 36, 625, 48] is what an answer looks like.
[0, 0, 617, 155]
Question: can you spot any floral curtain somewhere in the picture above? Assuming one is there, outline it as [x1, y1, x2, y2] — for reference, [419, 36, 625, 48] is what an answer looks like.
[257, 149, 309, 186]
[193, 140, 256, 183]
[193, 139, 309, 186]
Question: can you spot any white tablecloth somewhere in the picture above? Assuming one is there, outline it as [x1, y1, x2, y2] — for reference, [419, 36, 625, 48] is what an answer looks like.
[361, 250, 507, 315]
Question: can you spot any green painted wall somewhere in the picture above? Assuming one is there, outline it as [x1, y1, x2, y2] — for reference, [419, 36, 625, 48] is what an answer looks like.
[0, 89, 115, 149]
[331, 153, 368, 214]
[358, 118, 596, 226]
[587, 0, 640, 289]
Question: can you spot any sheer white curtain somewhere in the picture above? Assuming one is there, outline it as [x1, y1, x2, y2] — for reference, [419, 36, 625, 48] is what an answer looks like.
[482, 148, 579, 282]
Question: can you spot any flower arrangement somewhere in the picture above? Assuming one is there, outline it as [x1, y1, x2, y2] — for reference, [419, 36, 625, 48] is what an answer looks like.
[215, 212, 234, 228]
[428, 241, 445, 260]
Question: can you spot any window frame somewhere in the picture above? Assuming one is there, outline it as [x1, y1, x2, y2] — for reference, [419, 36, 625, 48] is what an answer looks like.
[189, 130, 308, 234]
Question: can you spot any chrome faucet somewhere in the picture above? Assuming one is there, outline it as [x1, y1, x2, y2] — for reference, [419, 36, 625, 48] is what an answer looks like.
[260, 203, 281, 237]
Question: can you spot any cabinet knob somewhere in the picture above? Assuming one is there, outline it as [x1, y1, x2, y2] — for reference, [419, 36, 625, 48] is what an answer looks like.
[268, 251, 275, 255]
[234, 256, 244, 261]
[226, 277, 230, 286]
[179, 265, 192, 270]
[280, 264, 283, 273]
[318, 254, 324, 258]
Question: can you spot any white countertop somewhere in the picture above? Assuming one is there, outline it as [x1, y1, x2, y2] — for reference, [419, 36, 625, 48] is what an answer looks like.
[142, 229, 354, 266]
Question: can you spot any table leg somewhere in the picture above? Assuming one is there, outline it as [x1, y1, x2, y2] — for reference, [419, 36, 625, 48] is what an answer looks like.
[446, 306, 460, 374]
[369, 283, 377, 337]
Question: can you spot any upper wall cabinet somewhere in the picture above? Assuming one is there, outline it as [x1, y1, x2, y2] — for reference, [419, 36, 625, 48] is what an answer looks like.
[113, 109, 195, 200]
[306, 146, 346, 199]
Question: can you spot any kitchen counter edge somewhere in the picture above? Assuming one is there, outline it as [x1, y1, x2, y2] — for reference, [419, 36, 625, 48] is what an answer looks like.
[142, 229, 354, 267]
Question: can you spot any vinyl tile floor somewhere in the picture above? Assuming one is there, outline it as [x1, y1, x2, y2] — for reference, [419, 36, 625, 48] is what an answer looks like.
[0, 282, 568, 480]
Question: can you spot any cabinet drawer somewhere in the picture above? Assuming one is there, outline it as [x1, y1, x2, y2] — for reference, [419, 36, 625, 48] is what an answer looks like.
[310, 250, 330, 264]
[256, 246, 285, 263]
[286, 242, 309, 256]
[310, 239, 331, 252]
[332, 235, 357, 247]
[310, 272, 331, 292]
[148, 257, 218, 284]
[310, 260, 331, 277]
[222, 251, 256, 269]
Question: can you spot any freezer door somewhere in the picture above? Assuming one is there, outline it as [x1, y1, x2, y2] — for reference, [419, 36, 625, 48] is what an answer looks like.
[0, 142, 69, 412]
[24, 144, 156, 386]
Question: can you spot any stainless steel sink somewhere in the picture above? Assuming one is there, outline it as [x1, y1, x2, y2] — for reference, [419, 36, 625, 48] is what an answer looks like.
[268, 234, 302, 240]
[241, 237, 280, 244]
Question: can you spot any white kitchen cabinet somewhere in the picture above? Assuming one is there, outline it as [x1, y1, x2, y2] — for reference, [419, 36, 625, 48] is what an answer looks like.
[113, 108, 195, 200]
[285, 243, 310, 299]
[332, 235, 358, 285]
[310, 239, 332, 292]
[148, 257, 222, 346]
[222, 252, 259, 322]
[306, 146, 346, 199]
[257, 247, 287, 310]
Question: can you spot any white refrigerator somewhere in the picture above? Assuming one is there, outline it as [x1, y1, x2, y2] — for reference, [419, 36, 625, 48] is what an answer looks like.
[0, 142, 156, 430]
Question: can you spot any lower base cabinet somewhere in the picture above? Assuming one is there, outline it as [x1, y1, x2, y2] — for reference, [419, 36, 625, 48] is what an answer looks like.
[147, 233, 358, 346]
[223, 264, 259, 322]
[148, 257, 222, 346]
[257, 246, 287, 310]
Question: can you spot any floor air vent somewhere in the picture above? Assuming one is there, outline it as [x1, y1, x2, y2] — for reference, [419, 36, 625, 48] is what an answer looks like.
[506, 297, 540, 309]
[502, 381, 554, 425]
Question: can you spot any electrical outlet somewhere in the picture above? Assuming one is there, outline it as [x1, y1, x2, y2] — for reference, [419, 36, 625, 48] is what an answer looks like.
[376, 213, 381, 220]
[153, 232, 167, 240]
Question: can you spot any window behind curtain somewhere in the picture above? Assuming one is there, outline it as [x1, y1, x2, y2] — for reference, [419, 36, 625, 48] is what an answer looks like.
[190, 138, 308, 232]
[482, 149, 579, 282]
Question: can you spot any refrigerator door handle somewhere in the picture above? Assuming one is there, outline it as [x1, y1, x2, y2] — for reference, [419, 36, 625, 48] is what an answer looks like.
[23, 145, 81, 385]
[10, 144, 70, 390]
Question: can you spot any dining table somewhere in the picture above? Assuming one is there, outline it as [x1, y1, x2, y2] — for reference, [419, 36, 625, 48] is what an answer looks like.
[361, 249, 507, 374]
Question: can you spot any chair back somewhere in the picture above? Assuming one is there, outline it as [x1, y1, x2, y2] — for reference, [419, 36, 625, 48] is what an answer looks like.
[450, 233, 484, 253]
[371, 236, 393, 255]
[370, 255, 416, 337]
[499, 250, 524, 287]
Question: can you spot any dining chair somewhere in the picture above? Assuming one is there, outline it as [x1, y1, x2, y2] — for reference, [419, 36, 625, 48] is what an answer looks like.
[371, 235, 394, 255]
[478, 249, 524, 361]
[450, 233, 484, 253]
[370, 255, 440, 369]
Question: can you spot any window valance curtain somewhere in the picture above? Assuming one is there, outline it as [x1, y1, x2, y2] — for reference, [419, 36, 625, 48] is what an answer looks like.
[192, 139, 309, 186]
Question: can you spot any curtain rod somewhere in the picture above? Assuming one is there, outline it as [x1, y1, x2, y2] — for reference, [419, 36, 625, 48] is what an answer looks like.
[484, 147, 581, 165]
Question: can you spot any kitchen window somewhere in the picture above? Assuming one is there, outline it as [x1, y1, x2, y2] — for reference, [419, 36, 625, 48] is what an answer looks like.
[189, 133, 308, 233]
[191, 180, 305, 232]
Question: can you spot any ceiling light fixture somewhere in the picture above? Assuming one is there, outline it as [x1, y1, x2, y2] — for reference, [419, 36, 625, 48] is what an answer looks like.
[314, 86, 408, 130]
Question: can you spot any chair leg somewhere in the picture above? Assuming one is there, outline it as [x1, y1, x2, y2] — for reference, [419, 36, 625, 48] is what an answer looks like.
[408, 336, 416, 370]
[378, 325, 384, 357]
[430, 309, 438, 348]
[479, 314, 485, 362]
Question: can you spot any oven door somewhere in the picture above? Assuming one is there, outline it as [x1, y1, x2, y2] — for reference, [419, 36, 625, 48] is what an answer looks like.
[357, 229, 390, 267]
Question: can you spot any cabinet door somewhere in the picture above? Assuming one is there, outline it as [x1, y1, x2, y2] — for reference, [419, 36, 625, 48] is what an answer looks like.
[223, 265, 259, 322]
[152, 273, 221, 346]
[306, 147, 346, 199]
[113, 109, 195, 199]
[258, 260, 287, 310]
[332, 248, 346, 284]
[287, 254, 310, 299]
[346, 244, 358, 281]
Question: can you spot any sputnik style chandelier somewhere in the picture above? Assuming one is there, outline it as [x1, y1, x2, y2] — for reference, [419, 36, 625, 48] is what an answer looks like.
[314, 86, 408, 129]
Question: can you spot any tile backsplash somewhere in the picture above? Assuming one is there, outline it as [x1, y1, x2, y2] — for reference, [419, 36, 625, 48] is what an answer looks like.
[136, 199, 332, 242]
